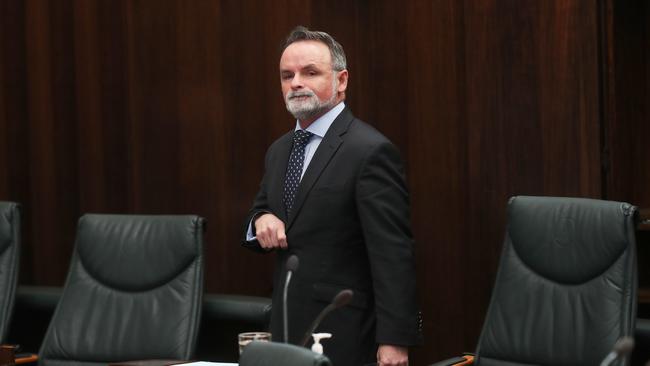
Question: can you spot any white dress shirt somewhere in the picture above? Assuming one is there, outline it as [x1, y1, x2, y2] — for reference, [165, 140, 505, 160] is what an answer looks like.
[246, 102, 346, 240]
[295, 102, 345, 179]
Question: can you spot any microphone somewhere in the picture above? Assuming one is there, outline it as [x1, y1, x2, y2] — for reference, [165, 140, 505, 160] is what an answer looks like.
[283, 255, 299, 343]
[600, 336, 635, 366]
[300, 289, 354, 347]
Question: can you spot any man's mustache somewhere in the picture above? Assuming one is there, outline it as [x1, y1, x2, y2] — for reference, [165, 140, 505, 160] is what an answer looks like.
[287, 90, 316, 100]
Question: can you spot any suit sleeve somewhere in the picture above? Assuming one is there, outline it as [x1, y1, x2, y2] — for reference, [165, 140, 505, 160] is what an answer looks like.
[241, 149, 274, 253]
[356, 141, 421, 346]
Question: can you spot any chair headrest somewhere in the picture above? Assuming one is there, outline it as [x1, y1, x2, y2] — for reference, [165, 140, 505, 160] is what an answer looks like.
[507, 196, 636, 284]
[76, 214, 203, 291]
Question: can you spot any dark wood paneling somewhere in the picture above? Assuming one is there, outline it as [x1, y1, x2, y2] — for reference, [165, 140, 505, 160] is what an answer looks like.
[22, 0, 79, 284]
[405, 1, 603, 361]
[603, 0, 650, 333]
[406, 1, 470, 357]
[0, 0, 33, 283]
[73, 0, 130, 214]
[0, 0, 646, 363]
[604, 0, 650, 207]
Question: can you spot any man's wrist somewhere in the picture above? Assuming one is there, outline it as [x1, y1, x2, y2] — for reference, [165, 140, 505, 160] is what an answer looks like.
[251, 211, 271, 235]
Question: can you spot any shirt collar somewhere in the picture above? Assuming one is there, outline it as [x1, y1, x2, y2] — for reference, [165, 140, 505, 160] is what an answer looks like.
[293, 102, 345, 138]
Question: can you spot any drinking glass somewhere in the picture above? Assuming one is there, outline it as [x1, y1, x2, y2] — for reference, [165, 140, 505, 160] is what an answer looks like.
[238, 332, 272, 354]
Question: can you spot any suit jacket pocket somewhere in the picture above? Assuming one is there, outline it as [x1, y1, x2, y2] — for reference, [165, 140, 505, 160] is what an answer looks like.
[309, 182, 348, 196]
[311, 283, 369, 310]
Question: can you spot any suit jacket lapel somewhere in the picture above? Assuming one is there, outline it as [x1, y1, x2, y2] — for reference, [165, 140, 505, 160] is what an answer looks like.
[286, 107, 355, 230]
[270, 132, 293, 223]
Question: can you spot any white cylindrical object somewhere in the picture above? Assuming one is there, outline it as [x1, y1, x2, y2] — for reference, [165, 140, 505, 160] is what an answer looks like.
[311, 333, 332, 355]
[311, 341, 323, 354]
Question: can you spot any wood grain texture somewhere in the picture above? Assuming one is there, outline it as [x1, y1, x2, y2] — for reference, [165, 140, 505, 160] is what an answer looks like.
[602, 0, 650, 328]
[0, 0, 646, 363]
[603, 0, 650, 207]
[404, 0, 604, 358]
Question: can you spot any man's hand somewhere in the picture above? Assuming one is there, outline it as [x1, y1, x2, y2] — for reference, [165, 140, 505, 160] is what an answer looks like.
[254, 213, 287, 250]
[377, 344, 408, 366]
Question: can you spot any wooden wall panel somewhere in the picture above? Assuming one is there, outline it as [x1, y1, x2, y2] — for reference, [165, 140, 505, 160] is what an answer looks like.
[73, 0, 128, 214]
[0, 0, 27, 207]
[604, 0, 650, 207]
[23, 0, 79, 284]
[404, 1, 603, 360]
[0, 0, 33, 282]
[406, 0, 470, 356]
[0, 0, 645, 363]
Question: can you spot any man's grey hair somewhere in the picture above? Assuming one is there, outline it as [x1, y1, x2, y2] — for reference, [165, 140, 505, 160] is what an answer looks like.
[282, 26, 347, 71]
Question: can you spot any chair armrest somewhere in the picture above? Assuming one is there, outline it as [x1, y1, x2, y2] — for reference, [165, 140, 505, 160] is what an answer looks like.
[8, 286, 63, 354]
[195, 294, 272, 362]
[636, 318, 650, 343]
[202, 293, 271, 325]
[12, 286, 272, 328]
[15, 286, 62, 309]
[632, 318, 650, 365]
[429, 354, 474, 366]
[15, 353, 39, 364]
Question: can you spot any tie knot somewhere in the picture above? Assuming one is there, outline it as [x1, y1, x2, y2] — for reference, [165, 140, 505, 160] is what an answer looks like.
[293, 130, 313, 146]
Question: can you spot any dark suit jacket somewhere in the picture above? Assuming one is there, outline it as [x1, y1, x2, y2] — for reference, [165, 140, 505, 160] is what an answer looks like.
[243, 107, 421, 365]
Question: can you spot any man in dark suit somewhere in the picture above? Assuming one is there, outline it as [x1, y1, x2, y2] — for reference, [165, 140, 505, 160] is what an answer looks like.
[243, 26, 420, 366]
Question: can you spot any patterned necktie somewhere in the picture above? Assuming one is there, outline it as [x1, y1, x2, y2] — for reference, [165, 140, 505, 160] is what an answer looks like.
[283, 129, 314, 215]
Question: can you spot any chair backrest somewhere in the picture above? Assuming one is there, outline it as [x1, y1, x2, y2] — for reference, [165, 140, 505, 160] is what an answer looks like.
[239, 342, 332, 366]
[476, 196, 637, 366]
[0, 202, 20, 343]
[38, 214, 205, 366]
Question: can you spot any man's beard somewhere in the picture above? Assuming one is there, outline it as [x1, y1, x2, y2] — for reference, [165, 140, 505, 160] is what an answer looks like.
[285, 80, 338, 122]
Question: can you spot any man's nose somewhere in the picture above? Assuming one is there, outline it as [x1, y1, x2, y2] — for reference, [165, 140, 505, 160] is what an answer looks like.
[291, 75, 303, 89]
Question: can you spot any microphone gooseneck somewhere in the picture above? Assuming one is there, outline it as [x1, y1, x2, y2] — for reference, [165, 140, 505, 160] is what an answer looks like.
[332, 289, 353, 307]
[300, 289, 354, 347]
[283, 255, 299, 343]
[599, 336, 635, 366]
[613, 337, 635, 354]
[286, 254, 299, 272]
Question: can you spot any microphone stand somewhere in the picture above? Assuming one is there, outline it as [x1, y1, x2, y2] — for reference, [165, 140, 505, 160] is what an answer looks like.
[300, 289, 354, 347]
[600, 337, 634, 366]
[283, 255, 299, 343]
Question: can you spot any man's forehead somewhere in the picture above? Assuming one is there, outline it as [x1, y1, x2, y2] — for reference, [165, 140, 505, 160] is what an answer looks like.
[280, 40, 332, 69]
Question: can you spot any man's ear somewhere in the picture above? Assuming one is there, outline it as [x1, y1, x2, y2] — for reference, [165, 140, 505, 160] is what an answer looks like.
[337, 69, 349, 93]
